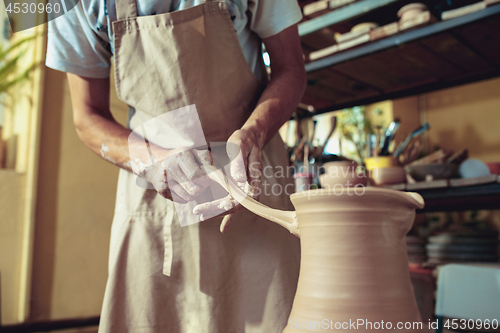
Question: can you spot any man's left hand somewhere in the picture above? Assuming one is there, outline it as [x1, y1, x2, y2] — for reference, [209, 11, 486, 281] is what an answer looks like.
[192, 127, 265, 232]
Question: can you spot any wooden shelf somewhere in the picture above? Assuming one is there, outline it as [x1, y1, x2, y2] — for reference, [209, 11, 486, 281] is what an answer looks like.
[301, 4, 500, 113]
[411, 183, 500, 212]
[298, 2, 500, 213]
[377, 176, 500, 212]
[305, 5, 500, 72]
[298, 0, 401, 36]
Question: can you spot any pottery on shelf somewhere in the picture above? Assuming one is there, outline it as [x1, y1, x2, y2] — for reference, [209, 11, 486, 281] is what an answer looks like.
[322, 160, 358, 172]
[351, 22, 379, 33]
[406, 235, 427, 263]
[486, 162, 500, 175]
[405, 163, 458, 181]
[320, 161, 367, 188]
[397, 3, 428, 22]
[426, 232, 499, 264]
[364, 156, 399, 172]
[371, 166, 407, 185]
[459, 158, 491, 178]
[294, 172, 314, 192]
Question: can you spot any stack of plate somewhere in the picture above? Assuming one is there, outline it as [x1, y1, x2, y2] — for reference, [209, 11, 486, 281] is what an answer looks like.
[426, 232, 499, 264]
[406, 235, 427, 263]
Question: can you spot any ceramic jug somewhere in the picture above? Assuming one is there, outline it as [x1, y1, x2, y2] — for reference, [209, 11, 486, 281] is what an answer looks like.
[208, 170, 426, 332]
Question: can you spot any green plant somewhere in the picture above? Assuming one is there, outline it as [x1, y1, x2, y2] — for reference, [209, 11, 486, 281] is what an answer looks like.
[0, 35, 37, 169]
[0, 35, 36, 100]
[337, 106, 374, 162]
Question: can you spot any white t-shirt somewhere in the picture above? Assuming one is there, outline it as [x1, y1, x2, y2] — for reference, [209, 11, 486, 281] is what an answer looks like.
[46, 0, 302, 79]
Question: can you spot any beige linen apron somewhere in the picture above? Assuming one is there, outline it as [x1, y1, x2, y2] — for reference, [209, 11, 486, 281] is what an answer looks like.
[100, 0, 301, 332]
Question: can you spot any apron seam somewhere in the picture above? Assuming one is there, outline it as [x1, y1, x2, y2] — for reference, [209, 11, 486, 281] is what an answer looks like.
[112, 3, 224, 33]
[112, 33, 123, 101]
[114, 211, 170, 216]
[220, 6, 262, 87]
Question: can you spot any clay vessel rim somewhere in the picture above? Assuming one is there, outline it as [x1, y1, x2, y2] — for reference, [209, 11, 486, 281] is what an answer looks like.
[372, 166, 405, 170]
[323, 161, 358, 167]
[364, 156, 397, 161]
[290, 187, 424, 209]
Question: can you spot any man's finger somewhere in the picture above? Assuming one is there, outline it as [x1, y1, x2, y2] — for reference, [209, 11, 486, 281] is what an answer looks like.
[237, 181, 258, 200]
[247, 147, 262, 200]
[192, 172, 212, 188]
[171, 192, 188, 204]
[170, 181, 195, 202]
[247, 147, 262, 184]
[179, 150, 213, 189]
[177, 150, 201, 180]
[164, 159, 204, 196]
[193, 198, 225, 215]
[193, 148, 212, 166]
[227, 144, 247, 183]
[155, 184, 187, 204]
[193, 195, 238, 217]
[220, 214, 235, 233]
[226, 142, 241, 161]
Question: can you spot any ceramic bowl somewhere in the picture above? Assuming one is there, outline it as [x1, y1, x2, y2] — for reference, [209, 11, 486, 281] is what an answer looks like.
[371, 166, 407, 186]
[397, 3, 427, 21]
[319, 173, 367, 188]
[364, 156, 398, 172]
[486, 162, 500, 175]
[294, 172, 314, 193]
[459, 158, 491, 178]
[322, 160, 358, 174]
[320, 161, 367, 188]
[351, 22, 379, 33]
[405, 163, 458, 181]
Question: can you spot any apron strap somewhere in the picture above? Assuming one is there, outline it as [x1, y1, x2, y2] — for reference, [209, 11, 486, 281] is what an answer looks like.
[115, 0, 138, 20]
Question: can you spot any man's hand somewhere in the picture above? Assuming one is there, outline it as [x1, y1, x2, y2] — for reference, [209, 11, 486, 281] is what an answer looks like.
[226, 128, 265, 196]
[67, 74, 216, 204]
[193, 24, 306, 232]
[192, 128, 264, 229]
[141, 148, 213, 203]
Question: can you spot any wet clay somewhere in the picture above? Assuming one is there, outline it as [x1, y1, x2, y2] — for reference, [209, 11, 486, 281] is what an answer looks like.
[210, 172, 424, 333]
[207, 171, 426, 332]
[283, 188, 425, 332]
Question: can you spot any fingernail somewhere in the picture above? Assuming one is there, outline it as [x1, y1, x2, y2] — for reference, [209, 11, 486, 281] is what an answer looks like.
[232, 172, 245, 182]
[179, 160, 196, 179]
[200, 165, 212, 175]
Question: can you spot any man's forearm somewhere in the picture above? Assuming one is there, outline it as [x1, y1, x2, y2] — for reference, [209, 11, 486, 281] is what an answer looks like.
[74, 108, 138, 171]
[242, 65, 306, 147]
[242, 24, 307, 148]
